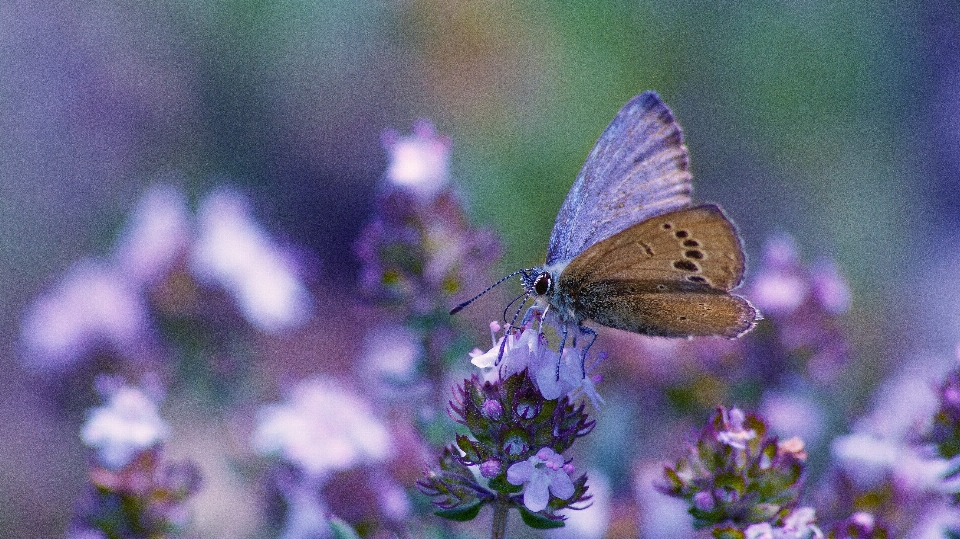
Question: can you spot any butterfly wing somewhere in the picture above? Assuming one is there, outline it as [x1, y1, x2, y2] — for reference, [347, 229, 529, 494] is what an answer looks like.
[546, 91, 693, 265]
[556, 205, 756, 337]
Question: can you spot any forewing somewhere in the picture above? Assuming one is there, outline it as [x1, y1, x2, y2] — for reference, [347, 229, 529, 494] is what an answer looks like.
[546, 91, 692, 265]
[560, 205, 747, 292]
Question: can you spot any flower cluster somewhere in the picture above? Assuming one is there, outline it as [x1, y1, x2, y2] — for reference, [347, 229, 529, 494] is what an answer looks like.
[417, 369, 593, 528]
[252, 378, 407, 538]
[931, 357, 960, 501]
[659, 407, 815, 537]
[21, 185, 312, 373]
[68, 379, 200, 539]
[745, 235, 851, 384]
[355, 121, 501, 316]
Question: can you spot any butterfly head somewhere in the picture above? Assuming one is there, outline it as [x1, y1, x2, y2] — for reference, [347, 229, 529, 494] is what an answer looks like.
[521, 269, 554, 298]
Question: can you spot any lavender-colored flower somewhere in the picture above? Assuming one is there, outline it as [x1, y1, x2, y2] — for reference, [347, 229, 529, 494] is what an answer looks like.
[81, 384, 169, 469]
[191, 188, 312, 333]
[744, 235, 852, 383]
[470, 321, 603, 406]
[21, 260, 149, 370]
[355, 122, 501, 315]
[360, 323, 423, 387]
[507, 447, 576, 512]
[253, 379, 391, 480]
[660, 407, 807, 531]
[381, 120, 452, 199]
[112, 184, 191, 287]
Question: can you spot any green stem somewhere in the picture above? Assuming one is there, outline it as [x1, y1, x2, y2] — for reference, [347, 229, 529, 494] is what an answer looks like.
[491, 493, 509, 539]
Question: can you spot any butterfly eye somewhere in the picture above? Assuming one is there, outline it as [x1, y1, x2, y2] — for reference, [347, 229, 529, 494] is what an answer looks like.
[534, 273, 552, 295]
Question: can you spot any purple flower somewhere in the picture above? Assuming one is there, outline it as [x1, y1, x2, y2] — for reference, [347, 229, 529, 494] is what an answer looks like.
[112, 184, 191, 287]
[506, 447, 576, 512]
[470, 321, 603, 406]
[191, 188, 312, 332]
[716, 407, 756, 450]
[21, 260, 149, 370]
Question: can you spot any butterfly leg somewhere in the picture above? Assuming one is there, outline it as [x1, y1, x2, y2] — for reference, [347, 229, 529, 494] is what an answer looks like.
[577, 325, 598, 378]
[555, 323, 569, 380]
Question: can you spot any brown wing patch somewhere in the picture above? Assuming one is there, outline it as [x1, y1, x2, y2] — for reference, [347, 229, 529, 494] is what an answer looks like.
[573, 280, 756, 338]
[560, 204, 746, 293]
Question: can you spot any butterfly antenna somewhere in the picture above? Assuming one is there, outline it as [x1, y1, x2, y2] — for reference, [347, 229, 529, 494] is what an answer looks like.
[449, 269, 529, 315]
[501, 292, 527, 323]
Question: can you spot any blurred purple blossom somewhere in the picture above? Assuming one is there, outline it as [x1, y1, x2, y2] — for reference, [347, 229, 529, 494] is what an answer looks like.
[359, 322, 424, 389]
[507, 447, 577, 513]
[252, 378, 391, 481]
[356, 122, 501, 315]
[21, 259, 149, 370]
[113, 184, 191, 287]
[69, 379, 200, 539]
[745, 235, 852, 384]
[191, 188, 312, 333]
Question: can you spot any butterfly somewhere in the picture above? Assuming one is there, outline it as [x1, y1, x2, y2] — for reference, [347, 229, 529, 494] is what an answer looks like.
[454, 91, 757, 355]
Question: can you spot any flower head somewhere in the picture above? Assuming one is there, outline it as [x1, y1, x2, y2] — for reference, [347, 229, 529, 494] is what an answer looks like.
[112, 184, 191, 286]
[253, 379, 391, 480]
[21, 260, 148, 370]
[471, 321, 603, 407]
[659, 407, 806, 531]
[81, 384, 169, 470]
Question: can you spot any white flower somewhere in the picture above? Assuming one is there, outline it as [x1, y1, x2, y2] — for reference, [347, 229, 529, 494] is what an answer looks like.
[191, 189, 312, 332]
[382, 120, 451, 198]
[506, 447, 576, 512]
[253, 379, 391, 479]
[113, 184, 191, 286]
[81, 385, 169, 469]
[21, 260, 148, 370]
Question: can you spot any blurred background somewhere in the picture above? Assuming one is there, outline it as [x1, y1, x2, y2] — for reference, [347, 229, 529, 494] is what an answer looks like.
[2, 0, 958, 537]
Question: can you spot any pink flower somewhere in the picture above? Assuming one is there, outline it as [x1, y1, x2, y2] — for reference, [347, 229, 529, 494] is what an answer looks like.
[381, 120, 451, 199]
